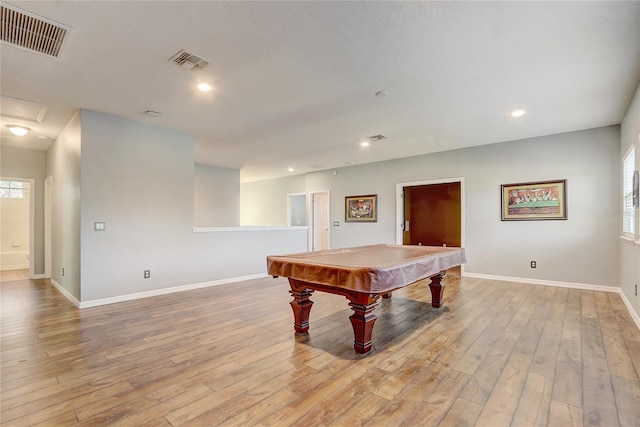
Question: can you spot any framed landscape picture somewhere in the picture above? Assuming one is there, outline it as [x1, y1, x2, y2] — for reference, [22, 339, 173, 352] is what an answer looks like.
[501, 180, 567, 221]
[345, 194, 377, 222]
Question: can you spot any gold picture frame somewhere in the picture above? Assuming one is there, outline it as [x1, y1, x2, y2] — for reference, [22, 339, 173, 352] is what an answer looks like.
[345, 194, 377, 222]
[501, 180, 567, 221]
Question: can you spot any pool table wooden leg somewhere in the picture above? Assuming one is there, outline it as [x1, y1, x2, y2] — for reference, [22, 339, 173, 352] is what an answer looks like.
[428, 270, 447, 308]
[288, 279, 314, 334]
[347, 293, 380, 354]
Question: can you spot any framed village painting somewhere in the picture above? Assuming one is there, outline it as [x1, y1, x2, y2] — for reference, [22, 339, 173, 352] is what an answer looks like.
[501, 180, 567, 221]
[345, 194, 377, 222]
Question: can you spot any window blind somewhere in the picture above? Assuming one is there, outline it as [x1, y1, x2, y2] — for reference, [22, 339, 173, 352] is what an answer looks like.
[622, 147, 635, 235]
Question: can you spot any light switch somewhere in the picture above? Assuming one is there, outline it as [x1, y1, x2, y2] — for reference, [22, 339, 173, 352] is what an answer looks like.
[94, 222, 105, 231]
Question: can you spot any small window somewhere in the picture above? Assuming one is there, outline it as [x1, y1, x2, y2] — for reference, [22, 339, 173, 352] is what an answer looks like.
[622, 147, 636, 236]
[0, 180, 26, 199]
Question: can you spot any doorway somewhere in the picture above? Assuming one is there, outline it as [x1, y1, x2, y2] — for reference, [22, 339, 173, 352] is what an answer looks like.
[310, 191, 330, 251]
[395, 178, 464, 265]
[286, 193, 307, 227]
[0, 178, 33, 278]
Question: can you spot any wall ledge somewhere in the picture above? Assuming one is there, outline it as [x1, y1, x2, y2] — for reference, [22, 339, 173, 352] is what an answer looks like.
[619, 235, 636, 245]
[193, 226, 308, 232]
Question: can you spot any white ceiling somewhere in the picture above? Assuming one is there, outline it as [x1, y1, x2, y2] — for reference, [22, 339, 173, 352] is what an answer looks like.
[1, 1, 639, 182]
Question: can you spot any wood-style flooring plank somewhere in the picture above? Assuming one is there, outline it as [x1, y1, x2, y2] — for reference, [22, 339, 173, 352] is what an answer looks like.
[2, 273, 639, 427]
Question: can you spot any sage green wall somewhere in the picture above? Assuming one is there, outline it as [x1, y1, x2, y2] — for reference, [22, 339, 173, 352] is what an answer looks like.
[244, 126, 621, 288]
[194, 163, 240, 227]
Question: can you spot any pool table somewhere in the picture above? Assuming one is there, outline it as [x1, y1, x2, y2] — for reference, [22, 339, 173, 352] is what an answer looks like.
[267, 244, 467, 354]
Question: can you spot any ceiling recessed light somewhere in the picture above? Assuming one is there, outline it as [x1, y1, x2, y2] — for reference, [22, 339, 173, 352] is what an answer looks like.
[510, 109, 526, 118]
[6, 125, 30, 136]
[287, 167, 295, 172]
[197, 83, 212, 92]
[360, 141, 370, 147]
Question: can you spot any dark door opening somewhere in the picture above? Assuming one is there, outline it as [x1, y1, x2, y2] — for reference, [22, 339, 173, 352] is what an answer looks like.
[403, 182, 461, 247]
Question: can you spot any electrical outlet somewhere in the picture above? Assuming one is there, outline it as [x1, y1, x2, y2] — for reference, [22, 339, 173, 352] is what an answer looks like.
[530, 261, 536, 268]
[144, 270, 150, 279]
[635, 284, 638, 296]
[62, 268, 65, 276]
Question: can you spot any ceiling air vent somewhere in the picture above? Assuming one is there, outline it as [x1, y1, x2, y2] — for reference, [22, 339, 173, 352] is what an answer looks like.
[169, 50, 209, 71]
[368, 135, 387, 142]
[0, 4, 69, 58]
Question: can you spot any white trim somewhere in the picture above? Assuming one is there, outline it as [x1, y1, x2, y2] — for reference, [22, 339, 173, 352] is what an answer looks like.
[48, 269, 640, 331]
[50, 279, 80, 308]
[619, 235, 636, 244]
[463, 271, 619, 293]
[618, 290, 640, 331]
[44, 176, 52, 278]
[77, 273, 267, 309]
[193, 226, 307, 232]
[463, 271, 639, 331]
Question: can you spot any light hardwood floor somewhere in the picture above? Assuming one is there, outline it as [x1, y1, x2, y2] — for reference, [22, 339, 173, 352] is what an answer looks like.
[1, 272, 639, 426]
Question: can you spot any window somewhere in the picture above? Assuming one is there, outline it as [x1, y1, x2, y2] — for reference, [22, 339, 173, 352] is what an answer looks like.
[622, 147, 636, 235]
[0, 180, 26, 199]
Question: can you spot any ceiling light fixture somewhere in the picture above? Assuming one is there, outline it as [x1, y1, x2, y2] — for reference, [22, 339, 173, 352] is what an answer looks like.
[287, 167, 295, 172]
[197, 83, 212, 92]
[360, 141, 370, 147]
[6, 125, 30, 136]
[510, 109, 526, 118]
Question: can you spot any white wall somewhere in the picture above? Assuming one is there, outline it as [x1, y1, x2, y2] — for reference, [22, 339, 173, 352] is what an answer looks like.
[79, 110, 306, 302]
[194, 163, 239, 226]
[0, 147, 46, 274]
[245, 126, 621, 288]
[620, 82, 640, 319]
[46, 112, 82, 299]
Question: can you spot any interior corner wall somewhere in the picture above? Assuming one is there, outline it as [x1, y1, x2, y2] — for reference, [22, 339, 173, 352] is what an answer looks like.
[0, 146, 46, 274]
[46, 112, 82, 299]
[79, 110, 194, 301]
[240, 175, 306, 226]
[620, 81, 640, 318]
[194, 163, 240, 227]
[75, 110, 306, 303]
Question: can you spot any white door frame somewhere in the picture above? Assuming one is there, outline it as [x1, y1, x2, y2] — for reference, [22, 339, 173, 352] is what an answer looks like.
[395, 177, 465, 271]
[309, 190, 330, 251]
[44, 176, 52, 278]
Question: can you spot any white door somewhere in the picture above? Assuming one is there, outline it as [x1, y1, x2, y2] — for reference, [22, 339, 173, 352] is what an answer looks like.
[312, 192, 329, 251]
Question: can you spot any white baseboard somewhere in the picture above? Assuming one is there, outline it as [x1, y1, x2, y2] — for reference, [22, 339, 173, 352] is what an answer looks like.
[463, 272, 640, 331]
[0, 264, 30, 272]
[618, 290, 640, 331]
[50, 279, 81, 308]
[48, 270, 640, 332]
[77, 273, 268, 309]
